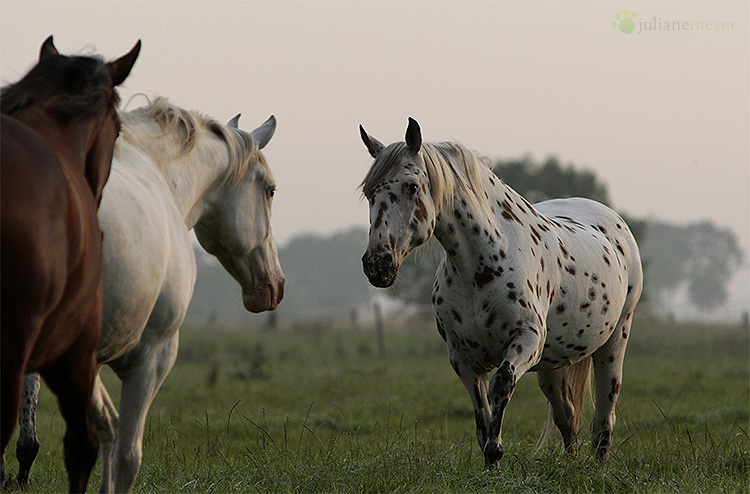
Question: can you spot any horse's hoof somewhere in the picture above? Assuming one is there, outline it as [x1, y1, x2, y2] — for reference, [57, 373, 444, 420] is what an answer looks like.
[2, 476, 20, 491]
[483, 442, 504, 468]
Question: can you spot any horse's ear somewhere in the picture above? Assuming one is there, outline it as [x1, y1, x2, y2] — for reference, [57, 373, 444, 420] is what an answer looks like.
[227, 114, 241, 129]
[405, 117, 421, 155]
[360, 124, 384, 158]
[39, 35, 59, 60]
[250, 115, 276, 150]
[107, 40, 141, 87]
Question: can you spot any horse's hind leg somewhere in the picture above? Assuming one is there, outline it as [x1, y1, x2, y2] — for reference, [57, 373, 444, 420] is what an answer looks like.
[91, 374, 119, 494]
[537, 368, 579, 452]
[590, 315, 633, 460]
[15, 373, 41, 487]
[112, 333, 179, 493]
[42, 350, 99, 493]
[1, 362, 25, 490]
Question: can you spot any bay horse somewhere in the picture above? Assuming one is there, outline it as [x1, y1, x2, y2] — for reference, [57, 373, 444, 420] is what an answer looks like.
[16, 97, 285, 492]
[359, 119, 643, 467]
[1, 37, 139, 492]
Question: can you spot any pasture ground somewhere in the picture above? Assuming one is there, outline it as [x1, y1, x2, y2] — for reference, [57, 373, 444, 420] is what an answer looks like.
[6, 318, 749, 493]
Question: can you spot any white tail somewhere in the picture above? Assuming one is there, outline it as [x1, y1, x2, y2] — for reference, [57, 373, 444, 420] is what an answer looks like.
[535, 356, 593, 453]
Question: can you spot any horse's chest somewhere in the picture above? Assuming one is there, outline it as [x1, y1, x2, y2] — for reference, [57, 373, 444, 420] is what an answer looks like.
[434, 280, 534, 370]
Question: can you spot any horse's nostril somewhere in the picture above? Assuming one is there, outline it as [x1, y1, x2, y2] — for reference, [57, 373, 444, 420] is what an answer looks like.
[382, 252, 393, 265]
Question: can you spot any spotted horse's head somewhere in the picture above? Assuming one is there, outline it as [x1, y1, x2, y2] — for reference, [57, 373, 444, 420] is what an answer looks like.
[359, 118, 437, 288]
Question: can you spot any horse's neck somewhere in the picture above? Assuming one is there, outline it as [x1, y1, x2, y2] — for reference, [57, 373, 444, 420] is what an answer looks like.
[17, 106, 87, 171]
[433, 167, 534, 279]
[133, 128, 229, 229]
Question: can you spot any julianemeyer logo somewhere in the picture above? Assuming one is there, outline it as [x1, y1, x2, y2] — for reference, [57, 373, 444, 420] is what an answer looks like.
[611, 8, 737, 35]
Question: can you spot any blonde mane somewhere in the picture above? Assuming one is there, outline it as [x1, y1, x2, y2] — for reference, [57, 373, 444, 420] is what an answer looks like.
[361, 141, 493, 215]
[118, 96, 268, 187]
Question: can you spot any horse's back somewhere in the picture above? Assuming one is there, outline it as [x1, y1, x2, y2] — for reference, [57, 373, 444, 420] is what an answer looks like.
[536, 198, 643, 321]
[535, 197, 642, 283]
[95, 143, 196, 365]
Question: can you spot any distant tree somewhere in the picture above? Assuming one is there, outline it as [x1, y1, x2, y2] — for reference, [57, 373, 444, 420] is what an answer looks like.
[277, 227, 372, 312]
[187, 227, 374, 325]
[641, 220, 744, 313]
[493, 155, 611, 206]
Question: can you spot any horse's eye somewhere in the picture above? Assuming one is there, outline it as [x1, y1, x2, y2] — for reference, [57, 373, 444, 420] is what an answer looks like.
[403, 182, 419, 197]
[267, 186, 275, 199]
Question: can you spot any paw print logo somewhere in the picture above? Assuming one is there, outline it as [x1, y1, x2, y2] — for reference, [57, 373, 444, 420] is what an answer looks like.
[612, 9, 636, 34]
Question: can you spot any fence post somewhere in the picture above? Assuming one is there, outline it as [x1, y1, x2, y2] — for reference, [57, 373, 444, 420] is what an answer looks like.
[374, 302, 386, 358]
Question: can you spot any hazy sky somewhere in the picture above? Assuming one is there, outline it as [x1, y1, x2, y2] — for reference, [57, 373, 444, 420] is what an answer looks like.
[2, 2, 748, 285]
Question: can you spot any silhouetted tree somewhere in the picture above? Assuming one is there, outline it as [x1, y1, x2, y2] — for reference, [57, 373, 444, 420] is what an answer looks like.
[277, 227, 372, 311]
[641, 220, 744, 313]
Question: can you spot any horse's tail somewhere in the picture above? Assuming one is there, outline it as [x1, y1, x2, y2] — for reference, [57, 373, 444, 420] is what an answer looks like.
[535, 355, 593, 453]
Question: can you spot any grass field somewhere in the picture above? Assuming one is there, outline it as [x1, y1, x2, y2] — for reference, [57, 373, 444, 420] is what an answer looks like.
[5, 318, 749, 493]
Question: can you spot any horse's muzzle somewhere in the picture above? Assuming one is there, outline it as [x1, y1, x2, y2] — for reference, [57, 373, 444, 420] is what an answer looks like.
[362, 249, 399, 288]
[242, 275, 285, 313]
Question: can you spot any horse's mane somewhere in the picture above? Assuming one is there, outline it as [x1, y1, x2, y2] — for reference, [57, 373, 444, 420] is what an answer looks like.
[361, 141, 492, 214]
[1, 54, 118, 117]
[118, 96, 267, 187]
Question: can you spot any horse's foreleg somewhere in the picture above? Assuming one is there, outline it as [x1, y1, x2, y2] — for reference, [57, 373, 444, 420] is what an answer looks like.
[15, 373, 41, 487]
[590, 318, 631, 461]
[112, 333, 178, 493]
[484, 325, 544, 468]
[449, 355, 491, 451]
[91, 374, 118, 494]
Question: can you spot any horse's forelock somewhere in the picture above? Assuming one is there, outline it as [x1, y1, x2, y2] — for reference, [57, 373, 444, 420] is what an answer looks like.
[361, 140, 492, 216]
[360, 142, 408, 199]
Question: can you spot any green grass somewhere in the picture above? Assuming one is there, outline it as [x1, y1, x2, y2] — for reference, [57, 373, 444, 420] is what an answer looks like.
[6, 318, 749, 492]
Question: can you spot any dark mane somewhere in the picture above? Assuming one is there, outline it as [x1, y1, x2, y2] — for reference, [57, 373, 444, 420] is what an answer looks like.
[1, 54, 119, 117]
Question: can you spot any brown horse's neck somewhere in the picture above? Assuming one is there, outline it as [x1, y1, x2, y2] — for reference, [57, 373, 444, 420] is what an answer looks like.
[12, 105, 106, 200]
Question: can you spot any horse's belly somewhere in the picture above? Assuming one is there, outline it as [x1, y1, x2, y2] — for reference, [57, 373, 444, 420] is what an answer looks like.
[537, 290, 626, 369]
[95, 173, 196, 365]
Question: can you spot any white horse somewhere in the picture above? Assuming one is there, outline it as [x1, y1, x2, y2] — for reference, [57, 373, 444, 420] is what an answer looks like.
[359, 119, 642, 467]
[15, 97, 285, 492]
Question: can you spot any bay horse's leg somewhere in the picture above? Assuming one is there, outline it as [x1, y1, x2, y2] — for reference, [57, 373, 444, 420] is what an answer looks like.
[448, 355, 491, 452]
[590, 316, 632, 461]
[15, 372, 41, 487]
[90, 374, 119, 494]
[112, 333, 179, 493]
[1, 342, 26, 489]
[484, 325, 545, 468]
[41, 350, 99, 493]
[537, 367, 580, 452]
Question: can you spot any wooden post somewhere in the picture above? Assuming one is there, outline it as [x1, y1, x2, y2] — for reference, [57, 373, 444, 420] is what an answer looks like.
[374, 302, 385, 358]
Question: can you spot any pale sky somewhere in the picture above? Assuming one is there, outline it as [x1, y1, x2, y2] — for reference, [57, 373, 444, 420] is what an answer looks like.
[2, 1, 748, 298]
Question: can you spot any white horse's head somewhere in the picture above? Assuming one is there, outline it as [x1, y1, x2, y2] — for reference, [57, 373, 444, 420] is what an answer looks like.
[194, 115, 285, 312]
[359, 118, 438, 288]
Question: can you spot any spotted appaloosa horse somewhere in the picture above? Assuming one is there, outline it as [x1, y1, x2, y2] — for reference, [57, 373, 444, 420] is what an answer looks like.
[1, 37, 139, 492]
[359, 118, 643, 467]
